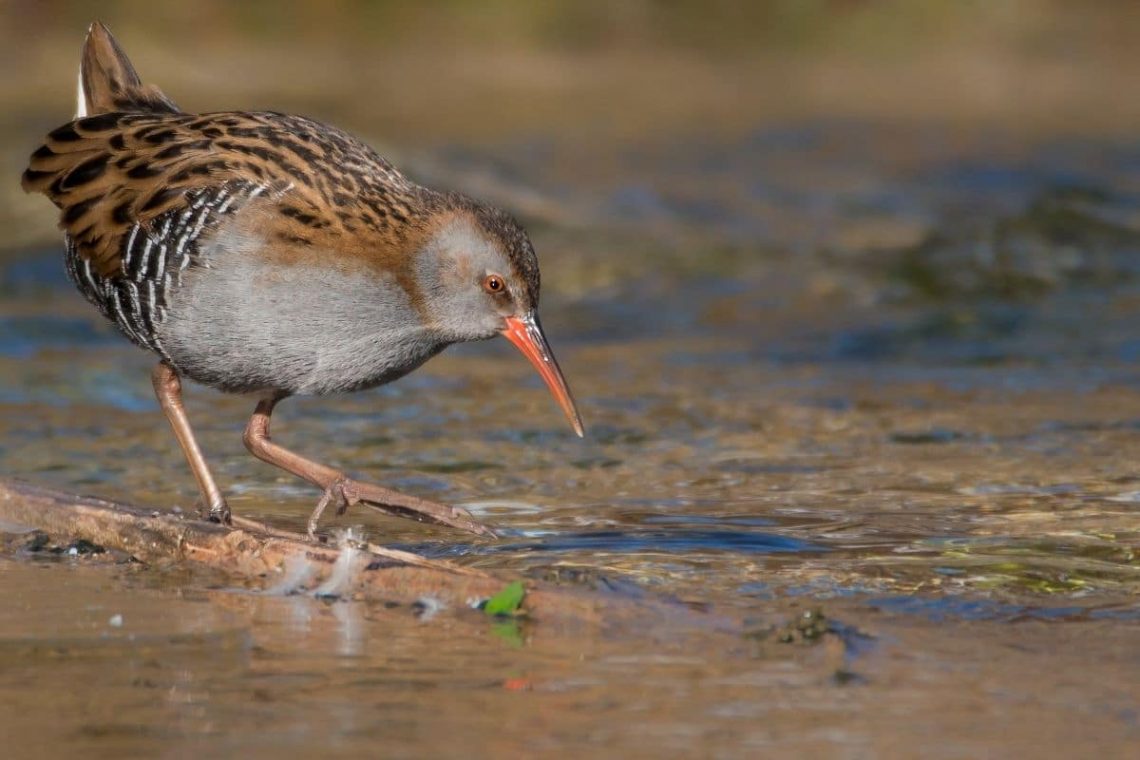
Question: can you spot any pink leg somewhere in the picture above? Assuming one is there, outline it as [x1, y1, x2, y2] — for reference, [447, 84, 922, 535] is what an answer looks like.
[151, 362, 229, 522]
[241, 395, 494, 539]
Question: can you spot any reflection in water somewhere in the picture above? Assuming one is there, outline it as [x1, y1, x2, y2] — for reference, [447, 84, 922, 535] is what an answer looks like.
[867, 595, 1140, 623]
[482, 528, 823, 555]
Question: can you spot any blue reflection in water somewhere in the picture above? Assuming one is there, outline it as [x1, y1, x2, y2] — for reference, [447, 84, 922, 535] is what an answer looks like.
[477, 528, 824, 556]
[0, 316, 112, 358]
[867, 595, 1140, 623]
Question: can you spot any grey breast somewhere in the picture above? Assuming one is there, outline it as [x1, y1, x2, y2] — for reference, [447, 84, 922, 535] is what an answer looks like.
[156, 205, 445, 396]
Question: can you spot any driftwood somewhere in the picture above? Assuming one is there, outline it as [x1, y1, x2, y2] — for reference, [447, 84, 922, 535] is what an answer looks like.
[0, 478, 727, 633]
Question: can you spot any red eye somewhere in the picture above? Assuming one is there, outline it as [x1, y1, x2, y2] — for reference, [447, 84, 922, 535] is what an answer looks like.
[483, 274, 505, 294]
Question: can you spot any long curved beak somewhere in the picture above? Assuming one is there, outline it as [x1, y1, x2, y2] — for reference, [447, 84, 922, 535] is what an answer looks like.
[501, 312, 585, 437]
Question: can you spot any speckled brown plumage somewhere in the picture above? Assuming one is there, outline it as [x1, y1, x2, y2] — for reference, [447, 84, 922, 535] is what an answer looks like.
[24, 110, 418, 275]
[20, 22, 579, 539]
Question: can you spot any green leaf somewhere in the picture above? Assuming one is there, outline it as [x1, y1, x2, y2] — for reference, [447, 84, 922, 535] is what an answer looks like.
[484, 580, 525, 617]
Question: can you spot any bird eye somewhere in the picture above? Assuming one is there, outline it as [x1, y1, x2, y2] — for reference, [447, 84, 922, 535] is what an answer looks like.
[483, 274, 505, 294]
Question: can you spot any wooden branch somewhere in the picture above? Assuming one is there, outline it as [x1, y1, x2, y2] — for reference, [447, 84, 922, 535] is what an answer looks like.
[0, 478, 723, 633]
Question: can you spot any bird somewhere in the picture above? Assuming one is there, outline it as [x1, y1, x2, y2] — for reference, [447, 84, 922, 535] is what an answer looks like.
[22, 22, 584, 539]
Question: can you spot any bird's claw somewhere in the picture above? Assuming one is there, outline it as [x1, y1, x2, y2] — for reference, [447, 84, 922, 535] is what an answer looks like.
[196, 497, 231, 525]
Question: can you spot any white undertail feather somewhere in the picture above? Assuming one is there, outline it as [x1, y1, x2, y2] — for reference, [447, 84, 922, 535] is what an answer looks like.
[75, 67, 87, 118]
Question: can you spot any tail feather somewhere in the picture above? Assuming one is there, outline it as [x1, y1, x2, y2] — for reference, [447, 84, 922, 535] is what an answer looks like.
[79, 22, 180, 116]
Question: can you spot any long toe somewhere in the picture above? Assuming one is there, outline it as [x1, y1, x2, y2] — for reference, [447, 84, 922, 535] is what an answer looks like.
[339, 478, 496, 538]
[306, 480, 347, 540]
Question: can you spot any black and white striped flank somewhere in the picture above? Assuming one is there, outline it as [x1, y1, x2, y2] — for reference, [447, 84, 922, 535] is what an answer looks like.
[65, 180, 267, 361]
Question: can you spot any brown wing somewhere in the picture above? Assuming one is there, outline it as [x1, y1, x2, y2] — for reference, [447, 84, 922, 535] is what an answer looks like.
[21, 113, 277, 277]
[25, 23, 430, 280]
[23, 109, 430, 279]
[23, 22, 323, 278]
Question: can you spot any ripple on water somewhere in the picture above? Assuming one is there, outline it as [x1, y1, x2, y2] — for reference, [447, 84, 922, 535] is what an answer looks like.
[481, 528, 825, 556]
[867, 595, 1140, 623]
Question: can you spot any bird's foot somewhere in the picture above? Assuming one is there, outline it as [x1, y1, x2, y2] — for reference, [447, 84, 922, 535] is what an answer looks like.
[306, 476, 496, 540]
[196, 498, 231, 526]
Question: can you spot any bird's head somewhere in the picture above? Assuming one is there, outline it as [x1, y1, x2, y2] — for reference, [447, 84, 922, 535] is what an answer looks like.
[414, 197, 584, 437]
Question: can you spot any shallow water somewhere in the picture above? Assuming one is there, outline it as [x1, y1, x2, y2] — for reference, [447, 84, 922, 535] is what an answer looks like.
[4, 7, 1140, 755]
